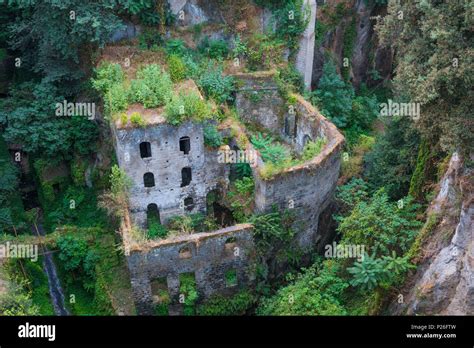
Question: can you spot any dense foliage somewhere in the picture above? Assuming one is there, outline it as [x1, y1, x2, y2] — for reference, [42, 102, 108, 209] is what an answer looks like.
[376, 0, 474, 155]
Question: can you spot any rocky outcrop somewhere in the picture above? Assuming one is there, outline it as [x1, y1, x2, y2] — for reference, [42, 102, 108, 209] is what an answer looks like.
[391, 153, 474, 315]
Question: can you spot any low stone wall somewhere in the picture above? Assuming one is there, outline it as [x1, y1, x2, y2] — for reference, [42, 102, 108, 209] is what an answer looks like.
[126, 223, 256, 315]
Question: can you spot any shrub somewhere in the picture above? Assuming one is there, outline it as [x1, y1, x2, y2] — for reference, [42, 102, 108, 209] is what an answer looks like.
[92, 62, 124, 94]
[271, 0, 310, 51]
[250, 133, 289, 165]
[302, 138, 326, 161]
[341, 134, 375, 180]
[197, 64, 234, 104]
[130, 112, 146, 127]
[167, 54, 186, 82]
[196, 291, 255, 315]
[337, 189, 422, 257]
[105, 83, 128, 116]
[138, 28, 164, 50]
[309, 61, 354, 128]
[277, 65, 304, 94]
[70, 157, 87, 187]
[128, 64, 172, 108]
[256, 260, 348, 315]
[336, 178, 369, 212]
[225, 177, 255, 223]
[148, 218, 168, 239]
[120, 113, 128, 126]
[203, 124, 222, 147]
[364, 117, 420, 201]
[246, 34, 285, 71]
[232, 35, 247, 59]
[164, 92, 212, 125]
[198, 37, 229, 59]
[165, 39, 187, 56]
[348, 253, 415, 292]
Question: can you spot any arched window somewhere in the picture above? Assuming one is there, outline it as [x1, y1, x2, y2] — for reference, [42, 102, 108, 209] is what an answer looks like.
[184, 197, 194, 211]
[140, 142, 152, 158]
[181, 167, 192, 187]
[144, 172, 155, 187]
[147, 203, 160, 225]
[179, 136, 190, 155]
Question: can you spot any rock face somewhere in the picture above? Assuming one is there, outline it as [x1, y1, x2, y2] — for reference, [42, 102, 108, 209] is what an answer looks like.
[392, 153, 474, 315]
[311, 0, 392, 89]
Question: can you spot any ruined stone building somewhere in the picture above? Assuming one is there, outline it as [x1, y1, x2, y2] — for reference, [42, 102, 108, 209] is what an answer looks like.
[110, 72, 343, 314]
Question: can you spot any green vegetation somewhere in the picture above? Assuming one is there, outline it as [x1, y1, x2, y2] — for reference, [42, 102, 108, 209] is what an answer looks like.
[167, 213, 218, 236]
[257, 260, 348, 315]
[364, 117, 420, 201]
[198, 37, 229, 60]
[179, 273, 198, 315]
[164, 91, 213, 125]
[197, 64, 235, 104]
[376, 0, 473, 156]
[22, 258, 55, 315]
[224, 177, 255, 223]
[0, 266, 39, 315]
[129, 64, 172, 108]
[203, 123, 223, 148]
[167, 54, 187, 82]
[347, 252, 414, 292]
[308, 61, 379, 146]
[138, 28, 164, 50]
[337, 189, 422, 257]
[302, 138, 326, 161]
[342, 17, 356, 81]
[0, 82, 99, 159]
[129, 112, 146, 128]
[98, 165, 132, 221]
[0, 138, 26, 234]
[246, 34, 285, 71]
[196, 291, 255, 315]
[251, 132, 327, 179]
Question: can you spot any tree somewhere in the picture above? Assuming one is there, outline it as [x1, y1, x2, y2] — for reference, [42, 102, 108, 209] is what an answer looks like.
[6, 0, 125, 90]
[0, 81, 99, 159]
[348, 252, 415, 292]
[0, 281, 39, 316]
[309, 61, 379, 145]
[364, 116, 420, 201]
[376, 0, 474, 155]
[337, 189, 422, 257]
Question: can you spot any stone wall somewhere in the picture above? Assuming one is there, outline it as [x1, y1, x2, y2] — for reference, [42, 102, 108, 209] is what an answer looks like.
[234, 72, 344, 251]
[234, 71, 284, 134]
[126, 223, 256, 315]
[112, 120, 228, 226]
[233, 72, 323, 154]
